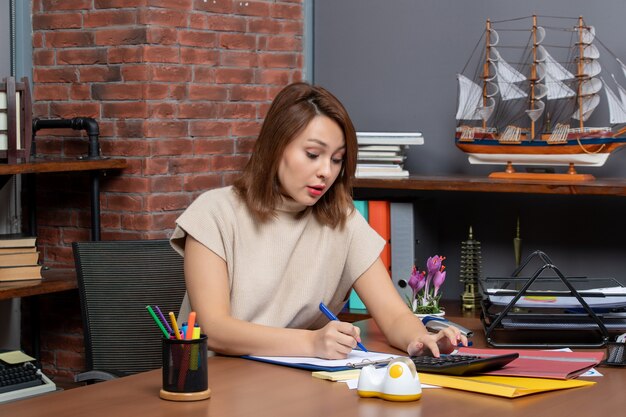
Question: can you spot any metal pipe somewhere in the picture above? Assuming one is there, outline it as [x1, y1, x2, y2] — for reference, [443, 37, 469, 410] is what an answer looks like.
[32, 117, 101, 159]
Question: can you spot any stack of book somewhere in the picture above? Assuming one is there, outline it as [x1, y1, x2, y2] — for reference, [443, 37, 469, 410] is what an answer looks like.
[355, 132, 424, 178]
[0, 234, 41, 281]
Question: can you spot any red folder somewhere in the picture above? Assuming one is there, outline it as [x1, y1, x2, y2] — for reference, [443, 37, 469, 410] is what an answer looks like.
[368, 200, 391, 273]
[458, 347, 604, 379]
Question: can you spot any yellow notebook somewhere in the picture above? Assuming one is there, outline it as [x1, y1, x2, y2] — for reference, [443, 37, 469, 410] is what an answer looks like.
[312, 370, 595, 398]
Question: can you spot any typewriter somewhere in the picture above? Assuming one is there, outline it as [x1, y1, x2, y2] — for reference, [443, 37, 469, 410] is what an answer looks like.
[0, 351, 56, 403]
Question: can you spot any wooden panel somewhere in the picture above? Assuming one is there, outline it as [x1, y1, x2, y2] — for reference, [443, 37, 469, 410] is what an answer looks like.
[0, 158, 127, 176]
[0, 268, 77, 300]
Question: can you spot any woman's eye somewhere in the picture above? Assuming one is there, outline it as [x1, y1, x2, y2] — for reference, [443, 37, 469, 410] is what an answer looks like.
[331, 158, 344, 164]
[306, 152, 319, 159]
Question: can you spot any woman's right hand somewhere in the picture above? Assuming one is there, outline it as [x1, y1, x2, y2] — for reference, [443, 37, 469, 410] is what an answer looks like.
[311, 321, 362, 359]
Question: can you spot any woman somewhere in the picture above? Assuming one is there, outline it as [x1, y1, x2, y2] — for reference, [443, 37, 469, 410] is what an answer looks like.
[171, 82, 466, 359]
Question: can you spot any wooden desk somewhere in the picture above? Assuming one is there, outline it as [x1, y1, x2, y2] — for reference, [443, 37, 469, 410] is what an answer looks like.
[3, 311, 621, 417]
[0, 269, 77, 301]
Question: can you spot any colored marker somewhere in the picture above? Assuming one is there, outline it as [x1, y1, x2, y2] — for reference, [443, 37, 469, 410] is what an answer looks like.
[146, 305, 169, 338]
[169, 311, 182, 340]
[319, 302, 368, 352]
[186, 311, 196, 340]
[154, 305, 173, 335]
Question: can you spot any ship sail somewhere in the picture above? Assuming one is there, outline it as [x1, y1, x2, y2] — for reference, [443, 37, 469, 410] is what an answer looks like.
[491, 48, 527, 101]
[456, 74, 496, 121]
[536, 45, 576, 100]
[572, 25, 602, 121]
[603, 78, 626, 124]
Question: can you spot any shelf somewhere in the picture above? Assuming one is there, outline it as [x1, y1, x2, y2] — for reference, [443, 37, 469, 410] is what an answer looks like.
[0, 268, 77, 300]
[353, 175, 626, 197]
[0, 157, 127, 176]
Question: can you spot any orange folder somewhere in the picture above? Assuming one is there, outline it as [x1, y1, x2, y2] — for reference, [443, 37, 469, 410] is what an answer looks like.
[368, 200, 391, 273]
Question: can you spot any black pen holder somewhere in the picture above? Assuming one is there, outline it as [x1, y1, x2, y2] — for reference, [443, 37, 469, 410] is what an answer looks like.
[159, 335, 211, 401]
[602, 341, 626, 366]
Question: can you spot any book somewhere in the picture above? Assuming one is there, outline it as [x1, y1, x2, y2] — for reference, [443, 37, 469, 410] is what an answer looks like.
[390, 202, 415, 295]
[0, 251, 40, 267]
[356, 132, 424, 146]
[350, 200, 369, 310]
[0, 234, 37, 249]
[244, 350, 400, 372]
[0, 264, 42, 281]
[0, 246, 36, 254]
[356, 168, 409, 178]
[368, 201, 391, 273]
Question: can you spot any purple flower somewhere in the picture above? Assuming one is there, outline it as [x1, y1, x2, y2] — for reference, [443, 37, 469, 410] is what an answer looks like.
[432, 270, 446, 297]
[426, 255, 444, 275]
[408, 266, 426, 292]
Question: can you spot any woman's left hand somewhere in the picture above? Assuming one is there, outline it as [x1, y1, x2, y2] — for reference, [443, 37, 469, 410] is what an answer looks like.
[406, 327, 468, 357]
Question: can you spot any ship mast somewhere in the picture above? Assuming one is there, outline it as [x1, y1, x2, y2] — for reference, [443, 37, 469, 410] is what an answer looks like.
[530, 15, 538, 139]
[577, 16, 585, 131]
[483, 19, 491, 132]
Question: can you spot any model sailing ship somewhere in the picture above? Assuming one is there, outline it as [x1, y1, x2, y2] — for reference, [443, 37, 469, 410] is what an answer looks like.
[455, 15, 626, 179]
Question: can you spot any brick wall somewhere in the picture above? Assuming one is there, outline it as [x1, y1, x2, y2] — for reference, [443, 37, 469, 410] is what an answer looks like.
[27, 0, 304, 382]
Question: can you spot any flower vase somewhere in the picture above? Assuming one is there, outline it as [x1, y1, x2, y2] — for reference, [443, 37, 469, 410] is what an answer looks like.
[414, 311, 445, 320]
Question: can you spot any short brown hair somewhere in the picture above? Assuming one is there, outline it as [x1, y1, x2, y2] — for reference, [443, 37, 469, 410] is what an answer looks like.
[233, 82, 357, 228]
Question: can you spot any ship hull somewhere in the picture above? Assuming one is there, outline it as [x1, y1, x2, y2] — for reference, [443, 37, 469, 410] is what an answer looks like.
[455, 136, 626, 166]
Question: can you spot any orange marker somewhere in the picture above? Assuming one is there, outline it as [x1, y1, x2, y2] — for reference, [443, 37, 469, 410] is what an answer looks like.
[185, 311, 196, 340]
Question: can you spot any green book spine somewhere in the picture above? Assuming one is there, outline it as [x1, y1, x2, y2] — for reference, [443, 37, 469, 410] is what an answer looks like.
[349, 201, 368, 310]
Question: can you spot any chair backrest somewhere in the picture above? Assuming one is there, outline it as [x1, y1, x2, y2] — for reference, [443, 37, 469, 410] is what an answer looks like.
[73, 239, 186, 376]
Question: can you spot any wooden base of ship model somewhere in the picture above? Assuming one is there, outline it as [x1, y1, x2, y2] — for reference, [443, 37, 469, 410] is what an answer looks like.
[489, 162, 595, 182]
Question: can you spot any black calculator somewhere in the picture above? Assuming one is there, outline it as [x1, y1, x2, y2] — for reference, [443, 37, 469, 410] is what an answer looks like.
[410, 353, 519, 376]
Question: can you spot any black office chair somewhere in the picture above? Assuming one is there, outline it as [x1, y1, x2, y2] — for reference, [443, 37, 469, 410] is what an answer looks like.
[72, 239, 186, 383]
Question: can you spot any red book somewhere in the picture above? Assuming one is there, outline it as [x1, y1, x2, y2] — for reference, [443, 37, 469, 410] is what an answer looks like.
[368, 200, 391, 273]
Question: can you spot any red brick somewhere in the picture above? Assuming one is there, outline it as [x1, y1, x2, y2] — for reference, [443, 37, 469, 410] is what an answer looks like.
[146, 27, 178, 45]
[193, 0, 233, 13]
[145, 121, 188, 138]
[144, 45, 180, 63]
[149, 175, 184, 192]
[139, 7, 187, 27]
[34, 67, 79, 83]
[79, 66, 122, 82]
[259, 52, 297, 69]
[220, 50, 258, 67]
[194, 138, 234, 155]
[230, 85, 268, 101]
[100, 212, 122, 228]
[148, 102, 177, 118]
[84, 10, 138, 28]
[70, 83, 91, 100]
[212, 154, 249, 171]
[115, 120, 146, 138]
[143, 158, 170, 175]
[183, 173, 223, 192]
[103, 101, 148, 118]
[108, 46, 143, 63]
[143, 83, 170, 99]
[121, 64, 150, 81]
[46, 31, 94, 48]
[219, 33, 256, 50]
[236, 136, 257, 153]
[94, 0, 148, 8]
[151, 138, 193, 155]
[34, 84, 71, 101]
[181, 47, 219, 65]
[205, 15, 246, 32]
[271, 2, 302, 20]
[105, 139, 151, 156]
[265, 36, 301, 52]
[188, 84, 228, 101]
[281, 20, 303, 35]
[178, 30, 218, 47]
[106, 176, 151, 193]
[179, 102, 219, 119]
[189, 120, 231, 137]
[33, 13, 83, 30]
[95, 27, 148, 46]
[215, 68, 254, 84]
[193, 67, 215, 83]
[234, 1, 270, 17]
[151, 65, 192, 82]
[60, 228, 91, 245]
[92, 83, 144, 100]
[148, 0, 193, 9]
[219, 102, 257, 119]
[42, 0, 91, 11]
[248, 18, 281, 34]
[104, 194, 144, 211]
[256, 68, 291, 85]
[50, 102, 100, 118]
[33, 50, 55, 66]
[57, 48, 108, 65]
[170, 157, 211, 174]
[144, 193, 191, 211]
[231, 120, 262, 136]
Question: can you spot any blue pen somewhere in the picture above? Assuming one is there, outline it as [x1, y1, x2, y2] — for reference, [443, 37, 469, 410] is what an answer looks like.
[319, 302, 368, 352]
